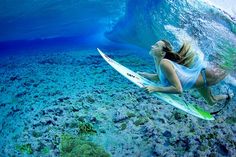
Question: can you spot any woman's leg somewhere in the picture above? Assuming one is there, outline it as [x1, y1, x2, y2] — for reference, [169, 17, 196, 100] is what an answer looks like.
[197, 87, 229, 105]
[196, 67, 231, 105]
[197, 87, 216, 105]
[205, 68, 228, 86]
[195, 67, 228, 88]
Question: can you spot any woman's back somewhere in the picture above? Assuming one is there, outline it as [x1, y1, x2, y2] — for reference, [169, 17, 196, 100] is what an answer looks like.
[159, 55, 206, 90]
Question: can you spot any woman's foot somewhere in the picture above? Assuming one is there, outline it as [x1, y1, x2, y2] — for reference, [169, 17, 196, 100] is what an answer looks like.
[226, 92, 234, 101]
[209, 92, 234, 106]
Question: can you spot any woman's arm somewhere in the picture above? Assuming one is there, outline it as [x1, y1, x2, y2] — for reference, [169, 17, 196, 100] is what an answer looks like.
[137, 72, 159, 81]
[145, 59, 183, 94]
[145, 85, 182, 94]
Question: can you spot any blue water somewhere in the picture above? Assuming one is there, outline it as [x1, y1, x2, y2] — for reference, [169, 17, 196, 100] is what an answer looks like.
[1, 0, 235, 69]
[0, 0, 236, 156]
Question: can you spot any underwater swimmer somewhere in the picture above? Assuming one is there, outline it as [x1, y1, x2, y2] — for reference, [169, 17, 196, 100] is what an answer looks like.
[138, 40, 234, 105]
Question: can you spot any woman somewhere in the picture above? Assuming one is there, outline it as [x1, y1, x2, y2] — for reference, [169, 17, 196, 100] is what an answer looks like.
[138, 40, 234, 105]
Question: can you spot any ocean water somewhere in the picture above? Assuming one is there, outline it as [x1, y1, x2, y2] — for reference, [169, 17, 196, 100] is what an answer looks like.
[0, 0, 236, 156]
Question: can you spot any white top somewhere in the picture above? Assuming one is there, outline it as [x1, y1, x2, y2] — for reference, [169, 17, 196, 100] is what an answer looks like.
[158, 56, 206, 90]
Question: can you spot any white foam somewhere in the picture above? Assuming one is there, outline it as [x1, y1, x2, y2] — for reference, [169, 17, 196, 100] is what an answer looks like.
[201, 0, 236, 19]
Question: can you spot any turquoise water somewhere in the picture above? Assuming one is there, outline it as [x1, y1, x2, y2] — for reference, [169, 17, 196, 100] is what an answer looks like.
[0, 0, 236, 156]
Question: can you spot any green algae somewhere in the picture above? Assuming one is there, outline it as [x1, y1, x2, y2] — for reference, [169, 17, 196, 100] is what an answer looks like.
[126, 112, 135, 118]
[120, 123, 127, 130]
[78, 122, 97, 134]
[16, 143, 33, 154]
[41, 146, 50, 154]
[134, 117, 149, 126]
[86, 95, 95, 103]
[60, 134, 110, 157]
[207, 133, 217, 139]
[32, 131, 43, 138]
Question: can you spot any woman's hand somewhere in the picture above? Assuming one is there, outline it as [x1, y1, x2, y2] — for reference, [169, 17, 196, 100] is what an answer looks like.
[144, 86, 159, 93]
[137, 71, 147, 77]
[137, 71, 158, 80]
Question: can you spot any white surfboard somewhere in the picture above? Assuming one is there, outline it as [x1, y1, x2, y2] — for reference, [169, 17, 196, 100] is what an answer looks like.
[97, 48, 214, 120]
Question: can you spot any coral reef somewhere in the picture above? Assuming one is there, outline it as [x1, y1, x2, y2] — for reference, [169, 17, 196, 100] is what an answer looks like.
[0, 50, 235, 156]
[60, 134, 110, 157]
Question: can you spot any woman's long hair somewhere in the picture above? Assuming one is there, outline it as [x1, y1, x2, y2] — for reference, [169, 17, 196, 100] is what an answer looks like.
[161, 40, 195, 67]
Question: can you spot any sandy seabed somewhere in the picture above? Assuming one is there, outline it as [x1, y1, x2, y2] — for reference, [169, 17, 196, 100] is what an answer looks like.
[0, 48, 235, 157]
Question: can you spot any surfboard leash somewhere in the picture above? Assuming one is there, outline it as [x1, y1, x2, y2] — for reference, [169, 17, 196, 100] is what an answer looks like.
[210, 92, 232, 115]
